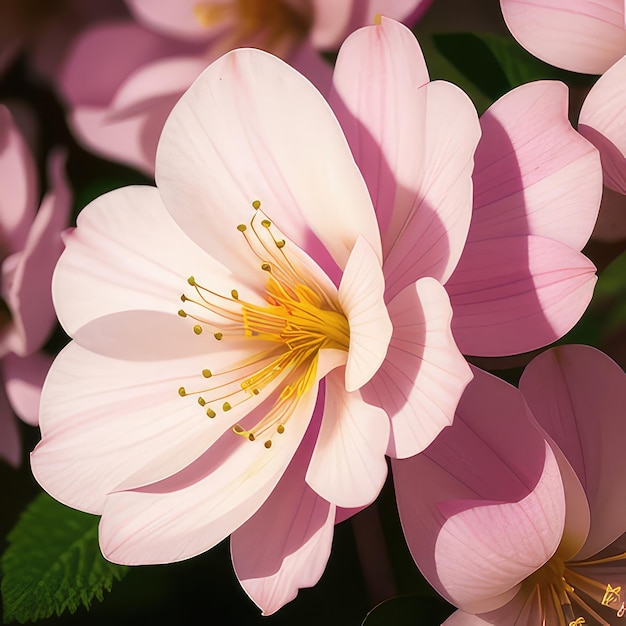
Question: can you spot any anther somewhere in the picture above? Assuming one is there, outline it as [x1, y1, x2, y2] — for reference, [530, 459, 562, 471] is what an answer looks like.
[248, 433, 255, 441]
[231, 289, 239, 299]
[252, 200, 261, 210]
[178, 310, 187, 317]
[276, 240, 285, 248]
[214, 332, 223, 340]
[193, 325, 203, 335]
[198, 397, 206, 406]
[180, 294, 187, 302]
[261, 263, 271, 271]
[277, 424, 285, 434]
[202, 369, 212, 378]
[206, 407, 216, 418]
[187, 276, 196, 286]
[261, 219, 271, 227]
[178, 387, 186, 397]
[264, 440, 272, 449]
[237, 224, 247, 232]
[223, 402, 232, 411]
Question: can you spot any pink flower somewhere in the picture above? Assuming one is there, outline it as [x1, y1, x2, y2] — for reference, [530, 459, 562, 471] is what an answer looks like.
[394, 344, 626, 625]
[500, 0, 626, 75]
[578, 56, 626, 241]
[0, 106, 70, 466]
[32, 18, 478, 614]
[58, 0, 430, 174]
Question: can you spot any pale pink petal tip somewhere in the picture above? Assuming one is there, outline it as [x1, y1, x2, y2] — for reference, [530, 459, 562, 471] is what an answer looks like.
[339, 236, 392, 392]
[363, 277, 472, 459]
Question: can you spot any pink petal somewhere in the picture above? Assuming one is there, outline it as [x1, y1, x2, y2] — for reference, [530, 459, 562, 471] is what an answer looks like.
[156, 48, 380, 279]
[579, 55, 626, 194]
[393, 366, 565, 613]
[330, 18, 479, 297]
[1, 150, 69, 357]
[519, 344, 626, 559]
[591, 186, 626, 241]
[285, 41, 333, 95]
[500, 0, 626, 74]
[98, 381, 319, 564]
[362, 277, 472, 459]
[0, 105, 37, 253]
[2, 351, 52, 426]
[232, 414, 335, 615]
[52, 185, 237, 360]
[125, 0, 221, 41]
[448, 235, 597, 356]
[472, 81, 602, 251]
[306, 369, 389, 508]
[309, 0, 354, 49]
[338, 236, 391, 391]
[0, 376, 20, 467]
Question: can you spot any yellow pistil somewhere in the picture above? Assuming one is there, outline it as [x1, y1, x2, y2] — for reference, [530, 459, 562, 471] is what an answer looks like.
[177, 201, 350, 449]
[193, 0, 312, 52]
[522, 550, 626, 625]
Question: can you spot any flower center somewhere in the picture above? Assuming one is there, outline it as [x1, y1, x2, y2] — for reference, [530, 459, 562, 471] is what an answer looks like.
[193, 0, 312, 50]
[524, 551, 626, 625]
[177, 201, 349, 448]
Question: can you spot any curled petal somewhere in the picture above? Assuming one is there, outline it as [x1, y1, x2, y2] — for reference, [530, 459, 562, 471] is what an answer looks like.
[448, 236, 597, 356]
[500, 0, 626, 74]
[156, 48, 380, 279]
[579, 55, 626, 194]
[520, 344, 626, 559]
[362, 277, 472, 459]
[306, 369, 389, 508]
[339, 236, 391, 392]
[472, 81, 601, 251]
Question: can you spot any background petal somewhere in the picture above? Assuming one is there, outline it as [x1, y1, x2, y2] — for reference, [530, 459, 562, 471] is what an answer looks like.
[500, 0, 626, 74]
[362, 277, 472, 459]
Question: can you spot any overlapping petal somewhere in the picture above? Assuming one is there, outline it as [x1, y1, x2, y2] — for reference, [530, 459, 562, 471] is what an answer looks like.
[305, 369, 388, 508]
[330, 17, 479, 297]
[156, 48, 380, 280]
[500, 0, 626, 74]
[98, 381, 319, 564]
[362, 277, 472, 459]
[519, 345, 626, 560]
[393, 367, 566, 612]
[579, 55, 626, 194]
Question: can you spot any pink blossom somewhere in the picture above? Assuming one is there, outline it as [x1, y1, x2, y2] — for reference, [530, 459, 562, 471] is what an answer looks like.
[0, 106, 70, 466]
[394, 344, 626, 625]
[500, 0, 626, 75]
[31, 18, 477, 614]
[57, 0, 430, 174]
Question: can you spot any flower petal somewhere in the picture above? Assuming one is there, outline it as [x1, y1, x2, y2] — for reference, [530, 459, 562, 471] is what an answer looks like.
[305, 369, 389, 508]
[310, 0, 354, 49]
[232, 414, 335, 615]
[156, 48, 380, 279]
[472, 81, 601, 251]
[591, 186, 626, 241]
[339, 236, 391, 392]
[330, 17, 479, 296]
[362, 277, 472, 459]
[0, 106, 37, 253]
[52, 185, 238, 360]
[98, 381, 319, 564]
[3, 351, 52, 426]
[519, 344, 626, 559]
[2, 150, 69, 357]
[0, 377, 20, 467]
[393, 366, 565, 613]
[31, 340, 280, 513]
[500, 0, 626, 74]
[579, 55, 626, 195]
[448, 235, 597, 356]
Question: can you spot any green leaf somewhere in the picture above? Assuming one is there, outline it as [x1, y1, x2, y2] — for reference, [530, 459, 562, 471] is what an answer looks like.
[1, 492, 128, 623]
[432, 32, 592, 104]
